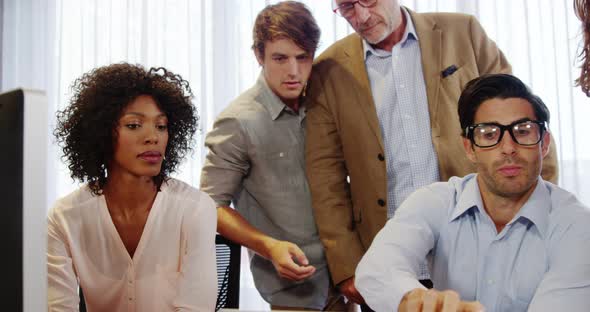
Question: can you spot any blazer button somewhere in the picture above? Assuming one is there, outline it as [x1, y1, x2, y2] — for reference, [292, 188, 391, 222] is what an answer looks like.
[377, 199, 386, 207]
[378, 153, 385, 161]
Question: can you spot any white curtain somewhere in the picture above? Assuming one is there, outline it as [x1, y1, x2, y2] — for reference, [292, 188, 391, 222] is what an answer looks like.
[2, 0, 62, 219]
[2, 0, 588, 310]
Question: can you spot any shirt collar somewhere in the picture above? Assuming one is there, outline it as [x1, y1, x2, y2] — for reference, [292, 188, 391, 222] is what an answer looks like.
[450, 174, 482, 222]
[450, 175, 551, 237]
[255, 73, 297, 121]
[363, 6, 418, 60]
[506, 177, 550, 237]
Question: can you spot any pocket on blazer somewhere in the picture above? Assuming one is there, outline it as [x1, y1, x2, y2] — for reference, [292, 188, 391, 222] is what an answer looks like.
[440, 63, 476, 91]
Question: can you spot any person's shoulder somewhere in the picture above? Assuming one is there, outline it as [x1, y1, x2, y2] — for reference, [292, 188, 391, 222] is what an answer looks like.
[414, 174, 477, 213]
[215, 84, 270, 125]
[163, 178, 206, 200]
[546, 182, 590, 226]
[411, 10, 475, 30]
[539, 181, 590, 248]
[314, 33, 362, 66]
[161, 179, 217, 229]
[402, 175, 472, 209]
[421, 174, 472, 197]
[414, 10, 474, 23]
[218, 87, 264, 118]
[310, 33, 364, 89]
[162, 178, 216, 209]
[48, 185, 96, 222]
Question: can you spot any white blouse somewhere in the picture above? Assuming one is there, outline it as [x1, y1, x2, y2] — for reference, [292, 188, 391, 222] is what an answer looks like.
[47, 178, 217, 312]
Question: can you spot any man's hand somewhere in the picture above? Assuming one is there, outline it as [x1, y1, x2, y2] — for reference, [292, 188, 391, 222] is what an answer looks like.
[338, 276, 365, 304]
[399, 288, 485, 312]
[216, 207, 315, 281]
[266, 240, 316, 281]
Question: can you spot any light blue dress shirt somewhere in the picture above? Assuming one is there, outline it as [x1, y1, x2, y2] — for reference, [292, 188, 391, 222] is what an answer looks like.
[364, 7, 440, 219]
[356, 174, 590, 312]
[364, 7, 438, 280]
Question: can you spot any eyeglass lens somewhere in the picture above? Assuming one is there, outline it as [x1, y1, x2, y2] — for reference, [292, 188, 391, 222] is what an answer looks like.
[334, 0, 377, 17]
[473, 121, 543, 147]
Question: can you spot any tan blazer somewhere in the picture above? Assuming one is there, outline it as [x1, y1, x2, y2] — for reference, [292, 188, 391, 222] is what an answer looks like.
[305, 10, 558, 285]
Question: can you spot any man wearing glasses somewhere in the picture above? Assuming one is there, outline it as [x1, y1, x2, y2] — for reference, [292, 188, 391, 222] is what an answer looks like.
[305, 1, 558, 309]
[356, 74, 590, 312]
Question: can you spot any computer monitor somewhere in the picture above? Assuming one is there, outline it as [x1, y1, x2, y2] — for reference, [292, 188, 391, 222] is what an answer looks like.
[0, 89, 47, 311]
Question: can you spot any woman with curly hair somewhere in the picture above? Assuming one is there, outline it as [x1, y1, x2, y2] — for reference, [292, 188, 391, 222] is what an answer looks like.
[47, 63, 216, 311]
[575, 0, 590, 96]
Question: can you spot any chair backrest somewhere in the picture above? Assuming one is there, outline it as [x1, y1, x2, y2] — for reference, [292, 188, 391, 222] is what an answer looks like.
[79, 288, 86, 312]
[215, 234, 241, 311]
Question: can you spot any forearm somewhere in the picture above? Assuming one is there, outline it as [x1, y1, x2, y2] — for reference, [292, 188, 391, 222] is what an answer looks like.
[216, 206, 277, 259]
[355, 224, 427, 311]
[356, 187, 443, 311]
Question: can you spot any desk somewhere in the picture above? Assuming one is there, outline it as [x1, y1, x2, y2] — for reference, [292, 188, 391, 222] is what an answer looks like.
[220, 310, 295, 312]
[220, 309, 351, 312]
[220, 310, 294, 312]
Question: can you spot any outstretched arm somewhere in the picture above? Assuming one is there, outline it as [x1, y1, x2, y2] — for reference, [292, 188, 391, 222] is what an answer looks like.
[356, 185, 447, 311]
[217, 207, 315, 281]
[200, 115, 314, 282]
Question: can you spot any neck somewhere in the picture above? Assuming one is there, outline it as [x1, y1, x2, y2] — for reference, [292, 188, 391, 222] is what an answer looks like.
[374, 7, 406, 51]
[102, 172, 158, 220]
[283, 97, 300, 113]
[478, 176, 537, 233]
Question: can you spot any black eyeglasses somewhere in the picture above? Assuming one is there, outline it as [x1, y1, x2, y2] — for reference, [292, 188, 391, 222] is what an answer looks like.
[465, 119, 547, 148]
[332, 0, 378, 18]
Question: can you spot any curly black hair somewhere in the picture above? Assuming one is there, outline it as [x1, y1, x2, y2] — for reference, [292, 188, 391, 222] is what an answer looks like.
[575, 0, 590, 96]
[54, 63, 198, 195]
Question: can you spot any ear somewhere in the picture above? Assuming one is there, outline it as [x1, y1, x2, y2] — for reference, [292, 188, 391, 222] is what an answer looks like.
[255, 50, 264, 67]
[541, 131, 551, 158]
[463, 136, 477, 163]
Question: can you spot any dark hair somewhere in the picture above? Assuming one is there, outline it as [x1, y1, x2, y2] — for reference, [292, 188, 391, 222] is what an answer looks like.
[54, 63, 198, 195]
[252, 1, 321, 57]
[458, 74, 550, 137]
[575, 0, 590, 96]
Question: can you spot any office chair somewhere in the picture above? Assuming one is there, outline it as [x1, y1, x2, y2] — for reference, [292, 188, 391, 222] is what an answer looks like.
[79, 288, 86, 312]
[215, 234, 241, 311]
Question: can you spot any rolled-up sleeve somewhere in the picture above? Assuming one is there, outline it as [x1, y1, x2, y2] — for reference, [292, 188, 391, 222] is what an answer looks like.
[200, 115, 250, 207]
[355, 185, 446, 312]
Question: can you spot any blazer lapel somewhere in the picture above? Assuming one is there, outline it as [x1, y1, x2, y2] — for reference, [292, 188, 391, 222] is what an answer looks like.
[343, 35, 385, 151]
[410, 10, 442, 136]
